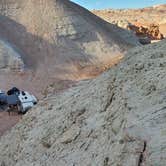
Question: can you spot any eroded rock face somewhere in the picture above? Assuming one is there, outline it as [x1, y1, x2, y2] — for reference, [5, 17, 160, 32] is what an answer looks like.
[129, 23, 164, 41]
[110, 21, 164, 44]
[0, 39, 166, 166]
[0, 39, 24, 71]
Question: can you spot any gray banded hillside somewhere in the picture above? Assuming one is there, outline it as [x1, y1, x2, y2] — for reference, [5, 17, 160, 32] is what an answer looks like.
[0, 0, 139, 80]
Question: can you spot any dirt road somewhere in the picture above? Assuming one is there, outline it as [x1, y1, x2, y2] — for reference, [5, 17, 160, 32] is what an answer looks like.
[0, 111, 21, 137]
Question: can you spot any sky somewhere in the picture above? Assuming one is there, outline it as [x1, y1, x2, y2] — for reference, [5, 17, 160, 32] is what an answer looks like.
[71, 0, 166, 9]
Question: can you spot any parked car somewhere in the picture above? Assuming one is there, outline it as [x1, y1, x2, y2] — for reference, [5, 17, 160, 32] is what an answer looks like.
[17, 91, 37, 113]
[0, 90, 7, 104]
[0, 88, 37, 114]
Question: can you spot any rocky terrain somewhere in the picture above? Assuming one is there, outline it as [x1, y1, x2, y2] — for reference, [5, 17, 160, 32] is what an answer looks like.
[0, 38, 166, 165]
[0, 1, 166, 165]
[93, 4, 166, 43]
[128, 23, 164, 44]
[0, 0, 140, 96]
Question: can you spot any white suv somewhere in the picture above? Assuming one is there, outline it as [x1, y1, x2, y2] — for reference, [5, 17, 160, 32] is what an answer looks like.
[18, 91, 37, 113]
[0, 90, 7, 104]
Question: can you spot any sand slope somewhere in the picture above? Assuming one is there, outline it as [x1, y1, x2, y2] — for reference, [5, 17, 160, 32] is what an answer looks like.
[0, 39, 165, 165]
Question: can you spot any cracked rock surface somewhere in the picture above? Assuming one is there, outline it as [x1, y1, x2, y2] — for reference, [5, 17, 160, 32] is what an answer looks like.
[0, 40, 166, 165]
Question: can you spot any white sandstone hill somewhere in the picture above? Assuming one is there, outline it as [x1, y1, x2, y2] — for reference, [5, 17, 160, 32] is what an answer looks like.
[0, 39, 166, 166]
